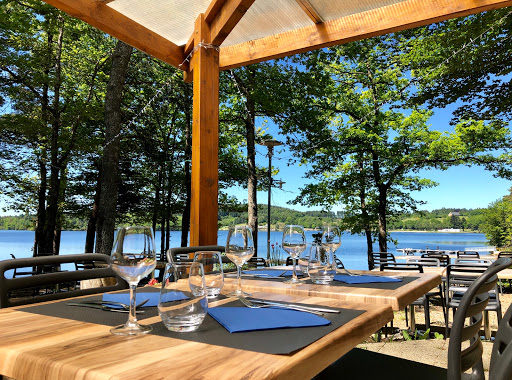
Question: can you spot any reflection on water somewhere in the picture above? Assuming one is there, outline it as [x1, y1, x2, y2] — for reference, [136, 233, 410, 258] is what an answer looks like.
[0, 230, 490, 271]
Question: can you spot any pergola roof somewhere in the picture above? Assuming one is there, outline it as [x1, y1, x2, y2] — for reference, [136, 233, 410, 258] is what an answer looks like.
[45, 0, 512, 72]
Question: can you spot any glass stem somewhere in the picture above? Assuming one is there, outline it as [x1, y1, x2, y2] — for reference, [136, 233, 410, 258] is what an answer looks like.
[237, 265, 242, 293]
[128, 284, 138, 325]
[292, 258, 298, 280]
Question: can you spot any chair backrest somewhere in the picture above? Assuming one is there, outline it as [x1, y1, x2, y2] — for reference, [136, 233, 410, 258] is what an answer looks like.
[379, 263, 423, 273]
[498, 251, 512, 259]
[0, 254, 128, 308]
[421, 253, 450, 267]
[247, 257, 268, 268]
[457, 251, 480, 259]
[489, 300, 512, 380]
[166, 246, 226, 264]
[372, 252, 396, 266]
[406, 257, 440, 267]
[453, 258, 492, 266]
[447, 257, 512, 380]
[333, 254, 344, 269]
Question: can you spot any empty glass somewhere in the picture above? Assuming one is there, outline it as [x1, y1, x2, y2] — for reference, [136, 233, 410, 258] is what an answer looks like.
[193, 251, 224, 299]
[158, 262, 208, 332]
[110, 226, 156, 335]
[282, 225, 307, 284]
[308, 244, 336, 284]
[225, 225, 254, 296]
[298, 244, 311, 275]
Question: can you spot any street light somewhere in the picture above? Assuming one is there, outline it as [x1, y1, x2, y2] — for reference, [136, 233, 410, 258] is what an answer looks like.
[260, 139, 283, 260]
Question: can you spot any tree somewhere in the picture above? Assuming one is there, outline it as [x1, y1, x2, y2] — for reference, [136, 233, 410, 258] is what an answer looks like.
[481, 196, 512, 247]
[281, 37, 510, 268]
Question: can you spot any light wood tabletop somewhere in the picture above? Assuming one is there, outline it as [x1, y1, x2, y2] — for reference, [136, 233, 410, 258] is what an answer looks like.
[0, 291, 393, 380]
[223, 269, 441, 311]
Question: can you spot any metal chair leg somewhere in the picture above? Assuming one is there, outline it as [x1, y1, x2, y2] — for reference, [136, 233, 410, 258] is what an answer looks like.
[484, 310, 491, 340]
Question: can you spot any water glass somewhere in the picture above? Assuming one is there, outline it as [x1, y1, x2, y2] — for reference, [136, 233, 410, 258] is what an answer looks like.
[193, 251, 224, 299]
[308, 244, 336, 284]
[298, 244, 311, 275]
[158, 262, 208, 332]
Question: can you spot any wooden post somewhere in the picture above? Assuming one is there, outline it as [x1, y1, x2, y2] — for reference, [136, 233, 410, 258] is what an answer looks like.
[189, 14, 219, 246]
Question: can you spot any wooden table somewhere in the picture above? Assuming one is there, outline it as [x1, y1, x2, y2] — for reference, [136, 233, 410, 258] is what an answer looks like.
[224, 269, 441, 312]
[0, 291, 393, 380]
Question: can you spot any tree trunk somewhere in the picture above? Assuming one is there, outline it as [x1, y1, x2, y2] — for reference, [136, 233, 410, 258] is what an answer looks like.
[95, 41, 133, 254]
[377, 186, 388, 252]
[85, 168, 101, 253]
[181, 87, 192, 247]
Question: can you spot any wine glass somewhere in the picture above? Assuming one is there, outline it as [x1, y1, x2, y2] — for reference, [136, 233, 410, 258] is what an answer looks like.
[225, 225, 254, 297]
[110, 226, 156, 335]
[282, 225, 307, 284]
[321, 225, 342, 272]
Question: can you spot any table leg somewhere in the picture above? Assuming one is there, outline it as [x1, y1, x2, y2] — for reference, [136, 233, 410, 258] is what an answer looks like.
[483, 311, 491, 340]
[409, 305, 416, 331]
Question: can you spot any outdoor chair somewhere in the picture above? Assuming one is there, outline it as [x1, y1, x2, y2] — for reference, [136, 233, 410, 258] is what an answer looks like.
[372, 252, 396, 268]
[498, 251, 512, 259]
[166, 246, 235, 274]
[247, 256, 268, 268]
[457, 251, 480, 259]
[422, 253, 450, 267]
[0, 254, 128, 308]
[333, 254, 344, 269]
[314, 257, 512, 380]
[380, 262, 443, 331]
[406, 257, 441, 267]
[445, 262, 503, 339]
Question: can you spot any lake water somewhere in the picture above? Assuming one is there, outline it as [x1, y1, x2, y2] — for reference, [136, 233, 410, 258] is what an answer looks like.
[0, 229, 489, 271]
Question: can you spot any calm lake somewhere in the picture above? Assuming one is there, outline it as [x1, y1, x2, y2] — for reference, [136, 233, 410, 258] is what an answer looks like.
[0, 229, 489, 270]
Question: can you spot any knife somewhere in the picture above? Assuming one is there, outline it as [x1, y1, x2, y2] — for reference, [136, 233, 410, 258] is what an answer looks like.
[248, 299, 340, 314]
[67, 303, 145, 313]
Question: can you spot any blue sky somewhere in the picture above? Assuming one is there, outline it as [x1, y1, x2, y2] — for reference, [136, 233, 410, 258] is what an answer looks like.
[225, 103, 511, 213]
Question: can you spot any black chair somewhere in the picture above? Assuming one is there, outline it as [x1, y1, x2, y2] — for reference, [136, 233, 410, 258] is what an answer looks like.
[333, 254, 344, 270]
[166, 245, 226, 263]
[457, 251, 480, 259]
[372, 252, 396, 267]
[445, 262, 503, 339]
[498, 251, 512, 259]
[0, 254, 128, 308]
[314, 257, 512, 380]
[247, 256, 268, 268]
[380, 263, 440, 331]
[422, 253, 450, 267]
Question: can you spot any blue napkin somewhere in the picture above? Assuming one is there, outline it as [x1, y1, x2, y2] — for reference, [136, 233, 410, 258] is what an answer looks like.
[280, 270, 305, 277]
[102, 291, 188, 308]
[208, 307, 330, 333]
[242, 269, 304, 277]
[333, 274, 402, 284]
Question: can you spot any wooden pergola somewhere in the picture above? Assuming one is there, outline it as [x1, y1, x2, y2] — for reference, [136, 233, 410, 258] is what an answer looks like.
[43, 0, 512, 246]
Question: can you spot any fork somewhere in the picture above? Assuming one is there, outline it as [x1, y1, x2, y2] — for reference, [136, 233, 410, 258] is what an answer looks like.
[238, 297, 324, 316]
[75, 298, 150, 310]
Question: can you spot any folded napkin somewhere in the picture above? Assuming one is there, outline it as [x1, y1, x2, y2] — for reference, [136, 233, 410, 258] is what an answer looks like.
[333, 274, 402, 284]
[102, 291, 188, 307]
[208, 307, 330, 333]
[241, 269, 304, 277]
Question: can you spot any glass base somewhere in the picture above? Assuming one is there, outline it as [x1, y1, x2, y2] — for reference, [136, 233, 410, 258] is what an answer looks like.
[227, 289, 251, 297]
[110, 321, 152, 335]
[283, 277, 305, 284]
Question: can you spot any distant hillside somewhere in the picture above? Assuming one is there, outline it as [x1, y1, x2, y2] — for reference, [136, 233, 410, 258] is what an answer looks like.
[0, 206, 486, 232]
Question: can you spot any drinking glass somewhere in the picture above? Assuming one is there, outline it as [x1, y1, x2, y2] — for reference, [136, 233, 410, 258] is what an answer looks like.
[158, 262, 208, 332]
[282, 225, 307, 284]
[321, 225, 343, 273]
[225, 225, 254, 297]
[193, 251, 224, 299]
[297, 244, 311, 275]
[308, 244, 336, 284]
[110, 226, 156, 335]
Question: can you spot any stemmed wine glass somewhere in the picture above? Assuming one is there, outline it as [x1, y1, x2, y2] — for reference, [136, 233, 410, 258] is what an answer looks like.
[321, 225, 342, 271]
[225, 225, 254, 297]
[110, 226, 156, 335]
[282, 225, 307, 284]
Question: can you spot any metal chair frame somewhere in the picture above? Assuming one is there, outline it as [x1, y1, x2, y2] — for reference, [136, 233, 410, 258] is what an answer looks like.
[0, 254, 128, 308]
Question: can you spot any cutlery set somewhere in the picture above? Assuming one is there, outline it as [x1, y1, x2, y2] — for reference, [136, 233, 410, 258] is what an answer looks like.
[67, 299, 149, 313]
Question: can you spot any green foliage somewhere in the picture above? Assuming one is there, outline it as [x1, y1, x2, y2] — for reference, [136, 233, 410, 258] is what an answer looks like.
[481, 190, 512, 247]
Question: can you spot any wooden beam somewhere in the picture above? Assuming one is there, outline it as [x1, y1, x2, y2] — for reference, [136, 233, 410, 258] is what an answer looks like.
[219, 0, 512, 70]
[42, 0, 187, 70]
[210, 0, 256, 46]
[190, 14, 220, 246]
[295, 0, 324, 23]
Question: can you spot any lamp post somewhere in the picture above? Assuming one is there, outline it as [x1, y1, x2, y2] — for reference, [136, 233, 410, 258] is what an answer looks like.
[260, 139, 283, 260]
